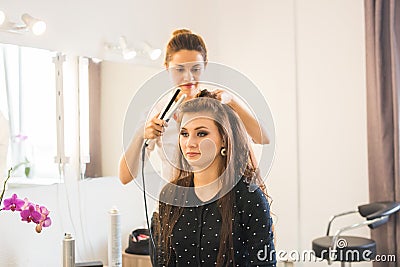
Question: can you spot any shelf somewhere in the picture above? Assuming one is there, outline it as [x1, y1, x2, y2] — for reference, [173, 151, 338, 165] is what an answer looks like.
[7, 176, 63, 188]
[122, 252, 151, 267]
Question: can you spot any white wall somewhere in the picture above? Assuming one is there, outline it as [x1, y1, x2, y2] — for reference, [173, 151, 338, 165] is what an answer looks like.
[211, 0, 300, 255]
[0, 176, 151, 266]
[295, 0, 369, 266]
[100, 62, 162, 176]
[0, 0, 370, 266]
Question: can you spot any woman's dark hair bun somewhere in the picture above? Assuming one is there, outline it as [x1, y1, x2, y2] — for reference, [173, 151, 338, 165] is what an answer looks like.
[196, 89, 218, 99]
[172, 29, 192, 36]
[165, 28, 207, 65]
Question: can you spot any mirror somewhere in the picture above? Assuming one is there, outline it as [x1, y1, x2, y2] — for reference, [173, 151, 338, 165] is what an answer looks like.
[0, 43, 92, 185]
[81, 60, 162, 178]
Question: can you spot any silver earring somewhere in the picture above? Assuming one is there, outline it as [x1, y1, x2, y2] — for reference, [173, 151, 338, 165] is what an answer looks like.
[220, 147, 226, 156]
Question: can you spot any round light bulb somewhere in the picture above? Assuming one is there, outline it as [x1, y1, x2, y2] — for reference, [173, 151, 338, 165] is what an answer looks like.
[0, 11, 5, 26]
[149, 48, 162, 60]
[32, 20, 46, 35]
[119, 36, 128, 49]
[123, 49, 137, 60]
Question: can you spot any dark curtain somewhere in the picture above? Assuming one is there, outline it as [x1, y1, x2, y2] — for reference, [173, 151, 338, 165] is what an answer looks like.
[84, 59, 102, 178]
[365, 0, 400, 266]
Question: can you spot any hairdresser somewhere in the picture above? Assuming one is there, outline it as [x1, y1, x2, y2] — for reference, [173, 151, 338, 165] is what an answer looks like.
[119, 29, 270, 184]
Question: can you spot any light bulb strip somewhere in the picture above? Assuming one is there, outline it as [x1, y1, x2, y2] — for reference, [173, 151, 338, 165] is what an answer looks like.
[0, 11, 46, 35]
[104, 37, 161, 61]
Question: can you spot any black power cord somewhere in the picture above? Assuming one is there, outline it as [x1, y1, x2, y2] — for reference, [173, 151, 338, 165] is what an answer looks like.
[141, 143, 156, 251]
[140, 88, 182, 261]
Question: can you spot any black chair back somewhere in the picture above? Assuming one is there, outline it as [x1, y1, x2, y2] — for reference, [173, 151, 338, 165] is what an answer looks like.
[358, 201, 400, 229]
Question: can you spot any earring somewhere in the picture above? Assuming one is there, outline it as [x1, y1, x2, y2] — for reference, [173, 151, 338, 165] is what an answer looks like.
[220, 147, 227, 157]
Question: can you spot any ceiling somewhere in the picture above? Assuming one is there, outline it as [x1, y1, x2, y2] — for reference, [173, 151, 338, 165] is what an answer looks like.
[0, 0, 224, 64]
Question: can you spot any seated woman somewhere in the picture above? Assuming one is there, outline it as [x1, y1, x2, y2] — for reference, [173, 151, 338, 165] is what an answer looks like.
[151, 97, 276, 266]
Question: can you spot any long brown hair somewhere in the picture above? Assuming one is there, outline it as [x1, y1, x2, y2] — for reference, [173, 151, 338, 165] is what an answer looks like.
[158, 96, 268, 266]
[164, 29, 208, 66]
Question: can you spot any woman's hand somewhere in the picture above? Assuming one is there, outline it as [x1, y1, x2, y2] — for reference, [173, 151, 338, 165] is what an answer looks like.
[213, 89, 233, 105]
[144, 113, 168, 140]
[214, 88, 270, 144]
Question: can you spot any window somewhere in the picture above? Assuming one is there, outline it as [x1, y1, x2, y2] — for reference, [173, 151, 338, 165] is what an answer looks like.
[0, 44, 58, 179]
[0, 44, 83, 182]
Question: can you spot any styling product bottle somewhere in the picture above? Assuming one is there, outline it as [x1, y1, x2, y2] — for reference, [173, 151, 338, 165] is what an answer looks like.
[108, 207, 122, 266]
[63, 233, 75, 267]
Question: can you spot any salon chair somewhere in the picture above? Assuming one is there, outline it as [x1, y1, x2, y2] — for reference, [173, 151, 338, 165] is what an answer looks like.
[312, 201, 400, 267]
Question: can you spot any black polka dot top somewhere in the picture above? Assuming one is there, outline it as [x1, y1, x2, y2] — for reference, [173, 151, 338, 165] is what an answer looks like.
[151, 178, 276, 267]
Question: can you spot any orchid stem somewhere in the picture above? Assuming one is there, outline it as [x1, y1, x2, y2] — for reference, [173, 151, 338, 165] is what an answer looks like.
[0, 168, 13, 207]
[0, 162, 29, 207]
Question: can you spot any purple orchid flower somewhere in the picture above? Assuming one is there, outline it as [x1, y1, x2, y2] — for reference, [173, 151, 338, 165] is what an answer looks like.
[3, 194, 25, 212]
[20, 204, 41, 224]
[21, 197, 32, 210]
[0, 167, 53, 233]
[14, 134, 28, 141]
[34, 205, 52, 233]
